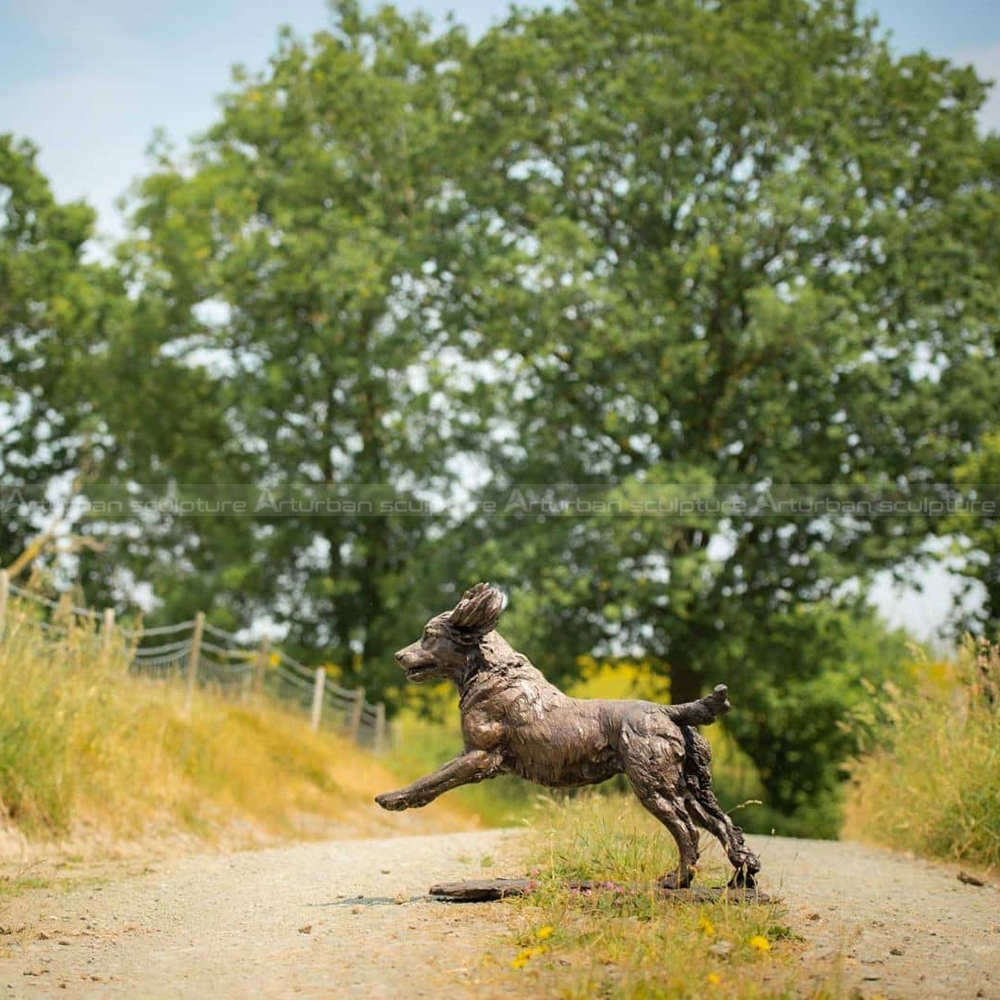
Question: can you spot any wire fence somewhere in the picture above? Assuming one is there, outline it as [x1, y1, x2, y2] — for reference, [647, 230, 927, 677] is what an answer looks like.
[0, 570, 389, 751]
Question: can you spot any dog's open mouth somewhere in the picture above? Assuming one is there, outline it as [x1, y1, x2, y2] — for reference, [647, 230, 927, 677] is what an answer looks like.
[404, 664, 438, 681]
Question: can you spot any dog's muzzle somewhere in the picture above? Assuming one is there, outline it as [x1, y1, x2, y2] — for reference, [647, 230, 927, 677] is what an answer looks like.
[396, 647, 437, 681]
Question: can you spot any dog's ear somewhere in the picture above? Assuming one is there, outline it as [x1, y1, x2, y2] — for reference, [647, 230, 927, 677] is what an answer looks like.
[449, 583, 505, 635]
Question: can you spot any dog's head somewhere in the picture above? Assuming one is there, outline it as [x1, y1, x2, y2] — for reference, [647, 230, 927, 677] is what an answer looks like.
[395, 583, 505, 683]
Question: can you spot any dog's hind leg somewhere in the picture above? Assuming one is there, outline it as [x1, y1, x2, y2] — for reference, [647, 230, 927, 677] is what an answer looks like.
[623, 736, 701, 888]
[375, 749, 503, 811]
[631, 784, 701, 889]
[684, 794, 760, 888]
[681, 730, 761, 887]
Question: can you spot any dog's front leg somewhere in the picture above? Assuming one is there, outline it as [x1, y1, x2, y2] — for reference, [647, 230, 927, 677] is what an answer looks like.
[375, 750, 502, 811]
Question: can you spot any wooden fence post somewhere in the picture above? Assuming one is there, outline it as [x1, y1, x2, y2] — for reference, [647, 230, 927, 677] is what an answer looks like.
[348, 686, 365, 743]
[254, 636, 270, 696]
[184, 611, 205, 717]
[310, 667, 326, 732]
[101, 607, 116, 665]
[0, 569, 8, 639]
[373, 702, 386, 753]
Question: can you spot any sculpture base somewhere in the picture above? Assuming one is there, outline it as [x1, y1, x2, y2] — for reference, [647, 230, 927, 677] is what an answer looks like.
[428, 877, 771, 904]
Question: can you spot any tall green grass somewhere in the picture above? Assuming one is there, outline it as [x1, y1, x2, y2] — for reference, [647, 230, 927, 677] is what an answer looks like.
[845, 638, 1000, 871]
[0, 602, 119, 831]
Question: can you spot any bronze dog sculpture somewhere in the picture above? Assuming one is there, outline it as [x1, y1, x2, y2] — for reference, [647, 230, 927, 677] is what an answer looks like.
[376, 583, 760, 888]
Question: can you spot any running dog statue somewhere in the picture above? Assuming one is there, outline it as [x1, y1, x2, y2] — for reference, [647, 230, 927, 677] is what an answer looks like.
[376, 583, 760, 888]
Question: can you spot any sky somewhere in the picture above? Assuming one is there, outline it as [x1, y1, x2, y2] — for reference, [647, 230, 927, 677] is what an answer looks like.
[2, 0, 997, 639]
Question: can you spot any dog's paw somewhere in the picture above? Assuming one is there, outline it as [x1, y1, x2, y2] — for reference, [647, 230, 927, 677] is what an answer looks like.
[658, 869, 695, 891]
[375, 791, 408, 812]
[728, 869, 757, 889]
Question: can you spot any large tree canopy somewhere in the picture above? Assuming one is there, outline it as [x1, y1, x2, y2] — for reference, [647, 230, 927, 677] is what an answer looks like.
[949, 432, 1000, 636]
[431, 0, 1000, 701]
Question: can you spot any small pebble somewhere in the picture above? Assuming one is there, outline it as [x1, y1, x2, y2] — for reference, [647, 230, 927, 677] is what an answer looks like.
[958, 871, 985, 887]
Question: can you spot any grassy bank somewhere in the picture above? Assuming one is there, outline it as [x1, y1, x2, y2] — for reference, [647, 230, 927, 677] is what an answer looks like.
[0, 599, 473, 855]
[845, 638, 1000, 872]
[487, 792, 816, 999]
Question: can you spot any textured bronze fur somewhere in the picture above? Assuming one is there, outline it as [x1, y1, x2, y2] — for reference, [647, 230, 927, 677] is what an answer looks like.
[375, 583, 760, 888]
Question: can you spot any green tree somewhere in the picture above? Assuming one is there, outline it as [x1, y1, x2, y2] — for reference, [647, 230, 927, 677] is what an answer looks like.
[65, 0, 998, 826]
[104, 3, 472, 698]
[0, 135, 122, 569]
[434, 0, 1000, 706]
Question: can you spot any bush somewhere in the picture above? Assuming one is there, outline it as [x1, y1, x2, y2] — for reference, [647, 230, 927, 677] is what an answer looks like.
[0, 602, 119, 831]
[724, 602, 915, 837]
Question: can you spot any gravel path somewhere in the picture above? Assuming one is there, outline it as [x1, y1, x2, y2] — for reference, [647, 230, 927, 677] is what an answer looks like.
[1, 830, 518, 998]
[749, 835, 1000, 998]
[2, 830, 998, 998]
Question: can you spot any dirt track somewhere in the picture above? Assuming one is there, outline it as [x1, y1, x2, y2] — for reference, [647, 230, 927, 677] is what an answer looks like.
[1, 830, 998, 998]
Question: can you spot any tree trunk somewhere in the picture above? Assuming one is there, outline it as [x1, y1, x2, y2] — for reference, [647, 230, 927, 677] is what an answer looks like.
[669, 656, 703, 706]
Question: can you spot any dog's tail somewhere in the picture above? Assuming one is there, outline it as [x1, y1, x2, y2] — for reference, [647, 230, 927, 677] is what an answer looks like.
[664, 684, 731, 727]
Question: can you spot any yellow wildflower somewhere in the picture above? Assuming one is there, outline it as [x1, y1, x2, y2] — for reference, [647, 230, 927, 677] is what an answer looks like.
[749, 935, 771, 952]
[536, 925, 555, 941]
[511, 945, 548, 969]
[707, 972, 722, 986]
[698, 915, 716, 937]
